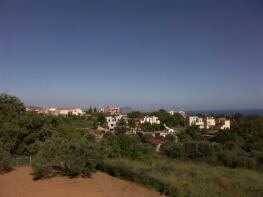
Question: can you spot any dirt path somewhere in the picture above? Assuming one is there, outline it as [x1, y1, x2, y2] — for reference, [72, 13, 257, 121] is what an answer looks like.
[0, 167, 161, 197]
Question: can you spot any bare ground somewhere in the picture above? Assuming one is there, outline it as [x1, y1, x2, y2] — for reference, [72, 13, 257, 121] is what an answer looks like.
[0, 167, 161, 197]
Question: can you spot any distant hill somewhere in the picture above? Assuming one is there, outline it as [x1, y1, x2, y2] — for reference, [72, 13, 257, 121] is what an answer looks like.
[120, 107, 133, 114]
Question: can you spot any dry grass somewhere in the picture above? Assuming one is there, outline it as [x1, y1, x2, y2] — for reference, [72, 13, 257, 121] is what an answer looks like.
[103, 158, 263, 197]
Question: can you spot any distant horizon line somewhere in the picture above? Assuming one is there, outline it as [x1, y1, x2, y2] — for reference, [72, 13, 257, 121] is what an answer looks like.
[25, 104, 263, 112]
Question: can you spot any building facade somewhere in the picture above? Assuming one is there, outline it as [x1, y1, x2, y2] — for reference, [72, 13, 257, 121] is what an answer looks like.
[140, 116, 160, 124]
[187, 116, 205, 129]
[217, 118, 231, 129]
[187, 116, 230, 130]
[204, 117, 216, 129]
[106, 115, 123, 131]
[100, 107, 121, 116]
[55, 108, 84, 116]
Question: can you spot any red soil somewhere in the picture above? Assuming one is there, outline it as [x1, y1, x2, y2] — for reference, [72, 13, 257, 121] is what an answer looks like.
[0, 167, 161, 197]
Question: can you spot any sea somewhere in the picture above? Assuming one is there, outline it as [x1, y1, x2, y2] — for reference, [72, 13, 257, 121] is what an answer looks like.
[186, 109, 263, 116]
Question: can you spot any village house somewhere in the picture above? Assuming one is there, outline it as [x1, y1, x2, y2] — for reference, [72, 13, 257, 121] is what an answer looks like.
[187, 116, 230, 130]
[204, 117, 216, 129]
[26, 106, 84, 116]
[140, 116, 160, 124]
[106, 115, 123, 131]
[217, 118, 231, 129]
[59, 108, 83, 116]
[26, 106, 49, 114]
[100, 107, 121, 116]
[53, 108, 84, 116]
[187, 116, 205, 129]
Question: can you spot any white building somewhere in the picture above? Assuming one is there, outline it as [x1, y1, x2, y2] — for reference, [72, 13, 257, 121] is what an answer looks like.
[187, 116, 204, 129]
[56, 108, 84, 116]
[169, 111, 176, 115]
[141, 116, 160, 125]
[217, 118, 231, 129]
[106, 115, 123, 131]
[187, 116, 230, 130]
[204, 117, 216, 129]
[99, 107, 121, 116]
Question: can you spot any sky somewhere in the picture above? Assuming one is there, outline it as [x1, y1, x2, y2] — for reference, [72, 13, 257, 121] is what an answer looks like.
[0, 0, 262, 111]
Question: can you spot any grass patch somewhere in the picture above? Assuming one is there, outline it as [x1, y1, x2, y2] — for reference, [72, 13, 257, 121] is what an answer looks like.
[98, 157, 263, 197]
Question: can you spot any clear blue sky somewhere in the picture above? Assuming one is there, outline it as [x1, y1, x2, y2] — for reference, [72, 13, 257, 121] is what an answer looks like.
[0, 0, 262, 110]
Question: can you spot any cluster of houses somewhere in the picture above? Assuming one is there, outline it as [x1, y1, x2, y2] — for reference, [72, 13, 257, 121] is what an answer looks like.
[99, 107, 162, 132]
[27, 105, 230, 131]
[99, 107, 121, 116]
[26, 105, 230, 149]
[26, 106, 84, 116]
[102, 108, 178, 136]
[105, 114, 162, 132]
[186, 116, 230, 129]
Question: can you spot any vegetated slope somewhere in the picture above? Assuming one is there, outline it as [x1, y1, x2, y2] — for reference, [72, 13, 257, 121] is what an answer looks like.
[0, 167, 161, 197]
[98, 158, 263, 197]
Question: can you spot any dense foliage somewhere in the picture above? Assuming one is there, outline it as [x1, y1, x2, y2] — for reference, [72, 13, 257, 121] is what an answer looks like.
[161, 116, 263, 169]
[0, 143, 13, 172]
[101, 133, 155, 160]
[1, 93, 263, 196]
[32, 135, 102, 179]
[151, 109, 184, 127]
[98, 158, 263, 197]
[140, 122, 161, 131]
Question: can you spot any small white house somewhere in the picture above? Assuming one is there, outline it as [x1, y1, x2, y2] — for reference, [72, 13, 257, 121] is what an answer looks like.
[169, 111, 175, 115]
[56, 108, 84, 116]
[217, 118, 231, 129]
[106, 115, 123, 131]
[204, 117, 216, 129]
[187, 116, 230, 130]
[140, 116, 160, 124]
[187, 116, 204, 129]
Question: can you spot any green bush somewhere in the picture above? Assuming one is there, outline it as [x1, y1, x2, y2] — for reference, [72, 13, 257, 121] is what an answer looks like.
[216, 151, 257, 169]
[251, 151, 263, 165]
[0, 145, 13, 172]
[102, 134, 155, 159]
[32, 137, 102, 179]
[161, 143, 185, 159]
[32, 155, 52, 179]
[97, 160, 178, 197]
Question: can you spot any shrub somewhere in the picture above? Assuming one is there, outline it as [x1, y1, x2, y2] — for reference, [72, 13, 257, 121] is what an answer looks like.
[32, 137, 102, 179]
[102, 134, 155, 159]
[216, 151, 257, 169]
[161, 143, 185, 159]
[32, 154, 52, 179]
[236, 156, 257, 169]
[184, 142, 198, 159]
[0, 145, 13, 172]
[251, 151, 263, 165]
